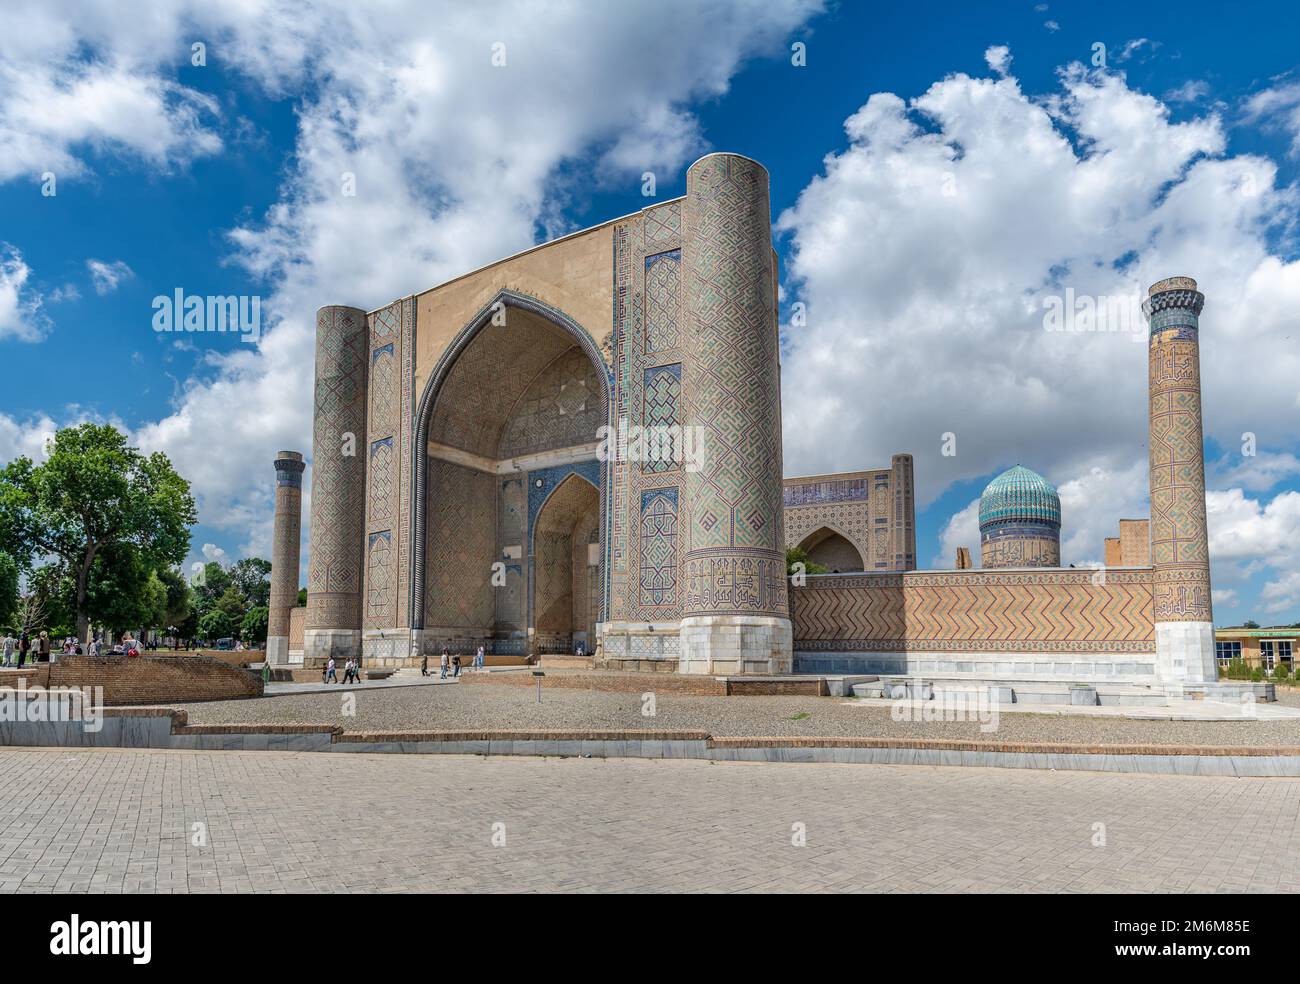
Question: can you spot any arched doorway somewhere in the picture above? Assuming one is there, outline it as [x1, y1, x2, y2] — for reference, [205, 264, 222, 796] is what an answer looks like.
[410, 290, 611, 656]
[798, 526, 865, 573]
[532, 473, 600, 654]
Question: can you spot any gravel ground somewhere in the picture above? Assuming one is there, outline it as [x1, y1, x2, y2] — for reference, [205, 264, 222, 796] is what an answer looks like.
[173, 681, 1300, 747]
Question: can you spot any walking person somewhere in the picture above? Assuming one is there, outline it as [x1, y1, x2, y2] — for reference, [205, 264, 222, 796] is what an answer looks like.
[325, 656, 337, 684]
[1, 633, 12, 668]
[439, 648, 449, 680]
[420, 653, 429, 677]
[452, 653, 461, 678]
[17, 631, 29, 669]
[37, 631, 50, 663]
[475, 644, 485, 671]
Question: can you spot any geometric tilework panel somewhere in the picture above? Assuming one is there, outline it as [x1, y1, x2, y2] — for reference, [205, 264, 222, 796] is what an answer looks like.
[641, 363, 681, 474]
[639, 489, 678, 607]
[792, 570, 1157, 653]
[645, 250, 680, 354]
[499, 347, 604, 459]
[366, 531, 395, 626]
[785, 503, 872, 568]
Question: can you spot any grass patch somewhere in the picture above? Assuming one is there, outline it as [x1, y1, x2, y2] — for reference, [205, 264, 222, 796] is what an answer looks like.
[787, 711, 811, 721]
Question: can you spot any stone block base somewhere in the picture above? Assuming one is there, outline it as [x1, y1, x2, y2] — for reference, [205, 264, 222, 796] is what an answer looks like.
[303, 628, 360, 668]
[678, 615, 793, 675]
[1156, 621, 1216, 685]
[266, 636, 290, 666]
[361, 628, 423, 668]
[596, 621, 680, 669]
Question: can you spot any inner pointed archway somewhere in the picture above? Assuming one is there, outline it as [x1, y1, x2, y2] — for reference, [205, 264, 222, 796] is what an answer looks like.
[532, 473, 600, 654]
[798, 526, 866, 574]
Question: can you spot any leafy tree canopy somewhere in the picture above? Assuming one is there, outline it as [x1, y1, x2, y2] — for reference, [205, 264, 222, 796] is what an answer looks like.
[0, 551, 16, 631]
[0, 423, 196, 640]
[241, 606, 269, 645]
[230, 557, 272, 608]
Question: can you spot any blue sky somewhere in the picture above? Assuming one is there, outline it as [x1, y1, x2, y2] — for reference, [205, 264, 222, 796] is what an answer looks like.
[1, 0, 1298, 623]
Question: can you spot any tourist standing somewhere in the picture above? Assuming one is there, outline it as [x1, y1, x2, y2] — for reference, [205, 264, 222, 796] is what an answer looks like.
[1, 634, 12, 667]
[452, 653, 461, 678]
[17, 631, 29, 668]
[325, 656, 337, 684]
[37, 631, 50, 663]
[439, 648, 449, 680]
[421, 653, 429, 677]
[475, 644, 485, 671]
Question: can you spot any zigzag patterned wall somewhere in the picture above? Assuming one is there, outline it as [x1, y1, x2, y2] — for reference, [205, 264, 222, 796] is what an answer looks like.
[792, 570, 1156, 653]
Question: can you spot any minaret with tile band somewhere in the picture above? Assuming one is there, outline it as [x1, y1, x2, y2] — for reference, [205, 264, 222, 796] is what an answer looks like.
[266, 451, 305, 666]
[1143, 276, 1215, 683]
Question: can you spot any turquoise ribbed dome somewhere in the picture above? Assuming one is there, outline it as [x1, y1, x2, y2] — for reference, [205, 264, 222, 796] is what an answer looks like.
[979, 465, 1061, 530]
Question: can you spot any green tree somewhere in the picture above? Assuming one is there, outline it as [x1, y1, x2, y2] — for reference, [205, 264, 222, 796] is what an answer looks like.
[0, 550, 16, 631]
[216, 585, 248, 624]
[231, 557, 272, 608]
[192, 561, 232, 617]
[0, 423, 196, 641]
[241, 606, 269, 645]
[157, 567, 191, 631]
[198, 610, 233, 641]
[785, 546, 828, 576]
[297, 587, 307, 607]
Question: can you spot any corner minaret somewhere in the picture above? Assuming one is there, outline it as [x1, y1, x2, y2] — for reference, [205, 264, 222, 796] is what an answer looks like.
[304, 305, 369, 666]
[266, 451, 304, 665]
[679, 153, 791, 673]
[1143, 276, 1215, 683]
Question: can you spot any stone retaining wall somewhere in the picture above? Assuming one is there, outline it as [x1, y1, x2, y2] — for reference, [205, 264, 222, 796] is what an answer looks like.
[0, 655, 262, 704]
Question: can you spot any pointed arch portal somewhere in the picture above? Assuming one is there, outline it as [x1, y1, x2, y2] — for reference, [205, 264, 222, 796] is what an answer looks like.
[410, 290, 611, 655]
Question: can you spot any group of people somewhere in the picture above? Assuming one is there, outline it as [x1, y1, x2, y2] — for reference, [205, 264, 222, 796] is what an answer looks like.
[1, 631, 47, 667]
[322, 656, 362, 684]
[420, 644, 486, 679]
[1, 631, 150, 667]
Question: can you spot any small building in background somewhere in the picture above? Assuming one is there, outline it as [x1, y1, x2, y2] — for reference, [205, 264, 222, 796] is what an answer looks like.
[1214, 626, 1298, 673]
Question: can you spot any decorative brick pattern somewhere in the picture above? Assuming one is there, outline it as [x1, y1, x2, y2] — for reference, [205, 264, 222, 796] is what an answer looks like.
[791, 569, 1157, 653]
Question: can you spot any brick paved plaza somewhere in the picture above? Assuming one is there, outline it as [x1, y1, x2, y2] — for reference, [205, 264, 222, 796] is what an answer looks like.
[2, 748, 1300, 892]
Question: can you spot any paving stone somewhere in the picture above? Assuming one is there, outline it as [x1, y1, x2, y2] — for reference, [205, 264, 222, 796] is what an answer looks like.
[1, 747, 1299, 892]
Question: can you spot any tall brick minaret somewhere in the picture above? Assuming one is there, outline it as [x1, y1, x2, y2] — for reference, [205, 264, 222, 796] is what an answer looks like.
[304, 305, 369, 666]
[266, 450, 304, 666]
[1143, 276, 1215, 683]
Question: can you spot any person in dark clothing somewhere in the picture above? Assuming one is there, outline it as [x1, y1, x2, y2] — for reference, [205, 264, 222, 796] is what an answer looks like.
[17, 631, 29, 669]
[452, 653, 461, 678]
